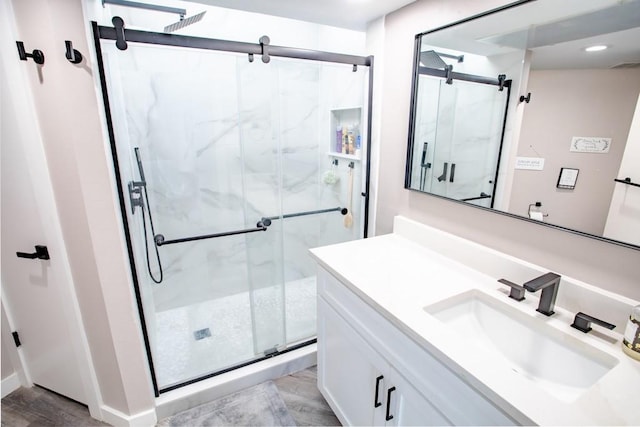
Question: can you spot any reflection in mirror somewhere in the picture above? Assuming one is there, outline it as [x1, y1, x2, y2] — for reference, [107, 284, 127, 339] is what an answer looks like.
[406, 0, 640, 248]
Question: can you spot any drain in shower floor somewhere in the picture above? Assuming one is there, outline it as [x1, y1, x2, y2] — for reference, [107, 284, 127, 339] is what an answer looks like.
[193, 328, 212, 340]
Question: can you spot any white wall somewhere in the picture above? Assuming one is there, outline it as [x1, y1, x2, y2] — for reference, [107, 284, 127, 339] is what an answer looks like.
[8, 0, 155, 418]
[604, 94, 640, 245]
[372, 0, 640, 299]
[509, 68, 640, 236]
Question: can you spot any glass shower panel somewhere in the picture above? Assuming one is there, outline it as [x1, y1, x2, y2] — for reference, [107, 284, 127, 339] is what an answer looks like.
[445, 79, 508, 206]
[429, 79, 457, 198]
[410, 75, 442, 193]
[274, 59, 368, 344]
[101, 42, 285, 389]
[235, 58, 286, 356]
[411, 75, 508, 207]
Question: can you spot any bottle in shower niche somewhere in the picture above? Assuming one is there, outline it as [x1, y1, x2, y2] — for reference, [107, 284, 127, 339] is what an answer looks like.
[335, 126, 343, 153]
[346, 124, 355, 155]
[342, 126, 348, 154]
[354, 123, 361, 157]
[622, 304, 640, 361]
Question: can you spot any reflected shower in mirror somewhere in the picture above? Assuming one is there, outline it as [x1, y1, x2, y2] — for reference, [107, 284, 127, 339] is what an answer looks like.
[406, 0, 640, 248]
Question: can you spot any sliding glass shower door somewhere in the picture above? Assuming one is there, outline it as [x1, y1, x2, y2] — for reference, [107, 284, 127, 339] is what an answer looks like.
[98, 31, 369, 392]
[410, 74, 509, 207]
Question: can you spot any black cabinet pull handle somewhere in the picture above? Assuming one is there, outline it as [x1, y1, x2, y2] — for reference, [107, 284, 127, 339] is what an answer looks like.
[374, 375, 383, 408]
[450, 163, 456, 183]
[385, 386, 396, 421]
[16, 245, 50, 260]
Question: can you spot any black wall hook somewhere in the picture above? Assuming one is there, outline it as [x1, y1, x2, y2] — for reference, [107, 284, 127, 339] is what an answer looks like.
[520, 92, 531, 103]
[65, 40, 83, 64]
[16, 41, 45, 65]
[259, 35, 270, 63]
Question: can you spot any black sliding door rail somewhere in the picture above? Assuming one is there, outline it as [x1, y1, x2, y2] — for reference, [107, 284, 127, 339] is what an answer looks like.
[614, 178, 640, 188]
[154, 225, 267, 247]
[96, 24, 372, 66]
[418, 66, 511, 89]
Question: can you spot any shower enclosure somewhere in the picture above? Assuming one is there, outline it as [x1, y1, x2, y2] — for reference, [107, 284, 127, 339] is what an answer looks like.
[407, 59, 510, 208]
[93, 20, 372, 395]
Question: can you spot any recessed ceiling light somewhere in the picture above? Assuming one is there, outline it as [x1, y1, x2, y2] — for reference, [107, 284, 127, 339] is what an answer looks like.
[584, 45, 608, 52]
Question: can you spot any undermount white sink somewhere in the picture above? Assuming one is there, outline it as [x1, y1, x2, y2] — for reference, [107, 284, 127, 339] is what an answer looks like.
[424, 290, 619, 402]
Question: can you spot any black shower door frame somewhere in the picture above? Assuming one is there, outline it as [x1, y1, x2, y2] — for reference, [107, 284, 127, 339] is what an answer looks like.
[91, 20, 374, 396]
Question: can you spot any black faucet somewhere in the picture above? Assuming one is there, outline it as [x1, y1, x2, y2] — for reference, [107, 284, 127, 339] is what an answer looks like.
[523, 272, 561, 316]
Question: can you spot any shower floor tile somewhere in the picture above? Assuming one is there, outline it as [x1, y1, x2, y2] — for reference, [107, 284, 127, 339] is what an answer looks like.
[155, 276, 316, 389]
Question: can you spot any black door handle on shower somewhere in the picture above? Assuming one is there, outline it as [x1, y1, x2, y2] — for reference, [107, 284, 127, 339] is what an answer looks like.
[437, 162, 448, 182]
[16, 245, 50, 260]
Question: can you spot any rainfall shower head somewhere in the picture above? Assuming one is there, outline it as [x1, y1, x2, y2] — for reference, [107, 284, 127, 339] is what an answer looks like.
[419, 50, 465, 69]
[164, 10, 206, 33]
[420, 50, 448, 69]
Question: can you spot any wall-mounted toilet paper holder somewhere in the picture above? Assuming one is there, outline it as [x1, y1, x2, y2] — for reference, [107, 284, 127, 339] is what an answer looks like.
[528, 202, 548, 220]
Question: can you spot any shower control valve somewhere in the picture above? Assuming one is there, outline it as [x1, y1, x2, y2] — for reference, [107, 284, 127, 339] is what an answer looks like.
[128, 180, 146, 214]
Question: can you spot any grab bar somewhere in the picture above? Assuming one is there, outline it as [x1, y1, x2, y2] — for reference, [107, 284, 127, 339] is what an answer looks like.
[460, 192, 491, 202]
[258, 206, 347, 227]
[154, 225, 267, 246]
[155, 206, 346, 246]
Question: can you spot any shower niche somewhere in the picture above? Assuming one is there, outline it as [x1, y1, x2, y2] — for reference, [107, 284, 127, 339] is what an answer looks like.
[329, 107, 363, 161]
[94, 19, 372, 394]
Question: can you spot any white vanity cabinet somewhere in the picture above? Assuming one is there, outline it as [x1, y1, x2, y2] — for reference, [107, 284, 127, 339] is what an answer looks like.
[319, 298, 449, 426]
[317, 267, 516, 426]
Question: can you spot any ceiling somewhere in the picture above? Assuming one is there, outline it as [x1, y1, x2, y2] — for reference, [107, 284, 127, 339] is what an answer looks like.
[421, 0, 640, 70]
[188, 0, 416, 30]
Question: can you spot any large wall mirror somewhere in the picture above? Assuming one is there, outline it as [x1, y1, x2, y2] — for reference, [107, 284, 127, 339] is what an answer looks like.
[405, 0, 640, 249]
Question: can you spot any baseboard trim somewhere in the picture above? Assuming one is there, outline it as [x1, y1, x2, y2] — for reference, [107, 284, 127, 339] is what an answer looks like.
[100, 405, 157, 427]
[1, 373, 21, 398]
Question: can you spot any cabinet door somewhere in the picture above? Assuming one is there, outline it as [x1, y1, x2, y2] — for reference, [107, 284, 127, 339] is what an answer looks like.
[318, 298, 388, 426]
[386, 369, 451, 426]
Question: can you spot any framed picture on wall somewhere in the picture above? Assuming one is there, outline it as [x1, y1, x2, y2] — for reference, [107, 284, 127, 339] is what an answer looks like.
[557, 167, 579, 189]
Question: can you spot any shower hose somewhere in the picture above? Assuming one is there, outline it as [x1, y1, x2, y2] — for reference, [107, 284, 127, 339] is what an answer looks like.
[141, 186, 163, 284]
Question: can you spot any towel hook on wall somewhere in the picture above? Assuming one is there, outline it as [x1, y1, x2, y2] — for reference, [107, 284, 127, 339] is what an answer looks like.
[16, 41, 45, 65]
[520, 92, 532, 103]
[65, 40, 83, 64]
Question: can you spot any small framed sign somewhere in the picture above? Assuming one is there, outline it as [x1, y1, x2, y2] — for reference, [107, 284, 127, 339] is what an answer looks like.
[557, 167, 579, 189]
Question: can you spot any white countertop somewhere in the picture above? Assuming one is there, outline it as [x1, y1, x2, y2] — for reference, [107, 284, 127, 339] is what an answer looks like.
[310, 228, 640, 426]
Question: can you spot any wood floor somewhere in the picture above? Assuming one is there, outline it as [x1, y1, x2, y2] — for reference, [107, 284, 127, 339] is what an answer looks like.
[273, 366, 340, 426]
[1, 366, 340, 426]
[0, 386, 109, 427]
